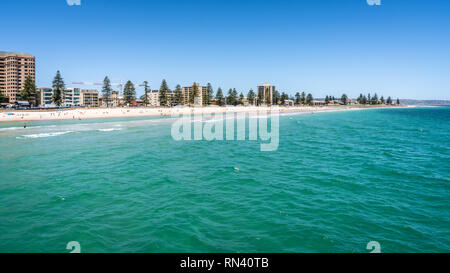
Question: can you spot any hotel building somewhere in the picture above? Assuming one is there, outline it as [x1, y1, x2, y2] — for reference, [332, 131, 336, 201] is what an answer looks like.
[257, 83, 275, 105]
[0, 51, 36, 103]
[182, 83, 207, 106]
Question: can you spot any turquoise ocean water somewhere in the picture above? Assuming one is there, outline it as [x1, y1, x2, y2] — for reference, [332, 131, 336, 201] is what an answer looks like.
[0, 107, 449, 253]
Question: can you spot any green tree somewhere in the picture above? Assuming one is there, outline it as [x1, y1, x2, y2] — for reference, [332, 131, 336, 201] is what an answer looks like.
[341, 94, 348, 105]
[295, 92, 301, 105]
[216, 87, 224, 106]
[18, 76, 37, 106]
[174, 84, 183, 105]
[371, 93, 378, 105]
[357, 93, 363, 104]
[362, 95, 368, 105]
[52, 70, 65, 106]
[280, 92, 289, 105]
[239, 92, 244, 105]
[159, 79, 169, 106]
[102, 76, 113, 107]
[0, 86, 4, 102]
[247, 89, 256, 105]
[189, 83, 200, 106]
[324, 95, 329, 105]
[206, 83, 213, 106]
[396, 98, 400, 105]
[386, 96, 392, 104]
[141, 81, 150, 106]
[306, 93, 314, 105]
[232, 88, 238, 106]
[300, 92, 306, 104]
[123, 81, 136, 104]
[380, 96, 385, 104]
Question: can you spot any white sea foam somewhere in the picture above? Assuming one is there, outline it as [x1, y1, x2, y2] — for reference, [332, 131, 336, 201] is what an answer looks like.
[97, 128, 122, 132]
[18, 131, 75, 139]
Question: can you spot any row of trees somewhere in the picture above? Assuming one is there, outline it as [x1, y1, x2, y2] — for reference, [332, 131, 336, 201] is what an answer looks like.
[356, 93, 400, 105]
[7, 72, 400, 108]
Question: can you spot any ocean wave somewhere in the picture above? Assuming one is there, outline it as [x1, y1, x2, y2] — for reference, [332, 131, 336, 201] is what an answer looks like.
[17, 131, 75, 139]
[97, 128, 122, 132]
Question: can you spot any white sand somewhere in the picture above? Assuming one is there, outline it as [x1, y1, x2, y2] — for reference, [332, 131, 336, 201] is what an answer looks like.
[0, 105, 404, 123]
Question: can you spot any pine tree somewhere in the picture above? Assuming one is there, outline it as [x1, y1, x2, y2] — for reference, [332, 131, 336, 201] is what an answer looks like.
[226, 89, 233, 105]
[206, 83, 213, 106]
[371, 93, 378, 105]
[386, 96, 392, 105]
[142, 81, 150, 106]
[247, 89, 256, 105]
[123, 81, 136, 105]
[380, 96, 385, 104]
[189, 83, 200, 106]
[396, 98, 400, 105]
[18, 76, 37, 106]
[216, 87, 224, 106]
[232, 88, 238, 106]
[280, 92, 289, 104]
[357, 93, 363, 104]
[295, 92, 301, 105]
[362, 95, 368, 105]
[306, 93, 314, 105]
[300, 92, 306, 104]
[174, 84, 183, 105]
[341, 94, 348, 105]
[52, 70, 65, 106]
[159, 79, 169, 106]
[239, 92, 244, 105]
[102, 76, 113, 107]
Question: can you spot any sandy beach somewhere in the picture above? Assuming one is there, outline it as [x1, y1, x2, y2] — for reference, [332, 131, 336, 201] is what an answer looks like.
[0, 105, 406, 123]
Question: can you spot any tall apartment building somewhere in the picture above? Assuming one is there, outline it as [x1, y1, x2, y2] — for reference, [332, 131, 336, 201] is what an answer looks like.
[0, 51, 36, 103]
[257, 83, 275, 105]
[182, 83, 207, 106]
[80, 89, 99, 107]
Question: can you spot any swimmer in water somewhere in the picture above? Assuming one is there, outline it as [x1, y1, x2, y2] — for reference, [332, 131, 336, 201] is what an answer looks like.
[24, 123, 27, 128]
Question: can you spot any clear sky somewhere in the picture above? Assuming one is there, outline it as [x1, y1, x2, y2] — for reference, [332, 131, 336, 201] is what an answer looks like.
[2, 0, 450, 99]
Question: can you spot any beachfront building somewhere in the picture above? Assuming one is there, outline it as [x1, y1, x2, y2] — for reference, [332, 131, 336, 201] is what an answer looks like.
[147, 90, 160, 106]
[0, 51, 36, 103]
[182, 83, 207, 106]
[80, 89, 99, 107]
[63, 88, 81, 107]
[257, 83, 275, 105]
[37, 87, 54, 106]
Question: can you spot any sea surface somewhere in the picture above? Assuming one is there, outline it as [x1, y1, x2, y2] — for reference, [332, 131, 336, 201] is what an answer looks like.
[0, 107, 449, 253]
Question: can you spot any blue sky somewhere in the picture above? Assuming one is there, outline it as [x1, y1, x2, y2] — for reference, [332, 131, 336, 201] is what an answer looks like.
[3, 0, 450, 99]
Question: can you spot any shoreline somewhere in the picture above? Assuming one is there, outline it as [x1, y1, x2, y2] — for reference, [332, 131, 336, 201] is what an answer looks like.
[0, 105, 408, 123]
